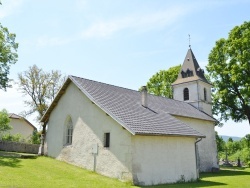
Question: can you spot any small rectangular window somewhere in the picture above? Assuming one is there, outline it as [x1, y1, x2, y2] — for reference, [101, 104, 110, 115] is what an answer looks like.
[104, 133, 110, 148]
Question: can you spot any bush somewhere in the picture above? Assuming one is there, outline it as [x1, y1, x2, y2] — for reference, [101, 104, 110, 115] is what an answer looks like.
[248, 161, 250, 167]
[1, 133, 22, 142]
[28, 130, 41, 144]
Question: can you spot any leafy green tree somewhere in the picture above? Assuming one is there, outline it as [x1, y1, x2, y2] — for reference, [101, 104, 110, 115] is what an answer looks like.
[215, 131, 225, 152]
[17, 65, 66, 135]
[145, 65, 181, 98]
[0, 109, 12, 135]
[0, 23, 18, 90]
[29, 130, 41, 144]
[228, 137, 233, 142]
[207, 21, 250, 124]
[245, 134, 250, 148]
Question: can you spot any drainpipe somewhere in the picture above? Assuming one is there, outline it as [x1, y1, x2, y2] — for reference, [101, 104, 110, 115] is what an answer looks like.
[195, 138, 202, 179]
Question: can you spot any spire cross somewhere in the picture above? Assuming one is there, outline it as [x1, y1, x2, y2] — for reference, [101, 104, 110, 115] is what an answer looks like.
[188, 34, 191, 48]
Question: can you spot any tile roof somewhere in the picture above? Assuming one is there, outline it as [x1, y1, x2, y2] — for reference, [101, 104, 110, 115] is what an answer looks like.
[42, 75, 216, 138]
[172, 48, 211, 85]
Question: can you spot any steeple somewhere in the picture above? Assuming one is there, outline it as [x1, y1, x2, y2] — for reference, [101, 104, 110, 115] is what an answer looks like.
[172, 48, 212, 116]
[172, 49, 210, 85]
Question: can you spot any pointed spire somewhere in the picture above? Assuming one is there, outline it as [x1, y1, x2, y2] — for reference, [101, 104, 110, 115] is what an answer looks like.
[172, 48, 210, 85]
[188, 34, 191, 49]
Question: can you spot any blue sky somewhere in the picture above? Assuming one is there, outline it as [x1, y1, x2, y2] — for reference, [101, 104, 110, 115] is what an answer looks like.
[0, 0, 250, 137]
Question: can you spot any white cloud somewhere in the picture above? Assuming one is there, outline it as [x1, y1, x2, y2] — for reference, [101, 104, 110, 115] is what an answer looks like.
[35, 35, 75, 47]
[0, 0, 23, 19]
[82, 5, 193, 39]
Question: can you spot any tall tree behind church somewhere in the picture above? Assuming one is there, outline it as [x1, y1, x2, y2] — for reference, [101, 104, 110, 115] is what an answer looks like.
[145, 65, 181, 98]
[207, 21, 250, 125]
[17, 65, 65, 134]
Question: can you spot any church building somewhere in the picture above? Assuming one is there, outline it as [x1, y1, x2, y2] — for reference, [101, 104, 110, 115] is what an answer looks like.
[41, 48, 218, 186]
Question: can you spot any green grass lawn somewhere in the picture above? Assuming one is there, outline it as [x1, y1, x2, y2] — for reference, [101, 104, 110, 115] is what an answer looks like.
[1, 151, 250, 188]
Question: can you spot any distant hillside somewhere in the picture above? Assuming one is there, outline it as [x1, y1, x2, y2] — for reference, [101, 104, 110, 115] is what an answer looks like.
[220, 135, 242, 142]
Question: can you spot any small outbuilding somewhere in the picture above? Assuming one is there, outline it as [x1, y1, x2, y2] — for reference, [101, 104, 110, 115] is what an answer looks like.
[8, 113, 37, 139]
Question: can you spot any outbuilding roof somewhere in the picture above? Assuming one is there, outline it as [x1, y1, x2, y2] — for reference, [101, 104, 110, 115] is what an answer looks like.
[41, 75, 216, 138]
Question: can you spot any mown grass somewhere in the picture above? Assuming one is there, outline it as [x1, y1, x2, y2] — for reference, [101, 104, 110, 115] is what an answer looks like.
[0, 151, 250, 188]
[149, 167, 250, 188]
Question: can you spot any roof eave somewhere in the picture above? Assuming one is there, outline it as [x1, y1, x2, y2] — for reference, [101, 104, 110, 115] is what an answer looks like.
[135, 132, 206, 138]
[172, 78, 212, 86]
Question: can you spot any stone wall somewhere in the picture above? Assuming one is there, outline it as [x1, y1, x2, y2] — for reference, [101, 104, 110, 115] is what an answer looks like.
[0, 141, 39, 154]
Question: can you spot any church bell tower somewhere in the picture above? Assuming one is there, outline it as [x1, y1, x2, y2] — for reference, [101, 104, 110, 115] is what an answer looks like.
[172, 48, 212, 116]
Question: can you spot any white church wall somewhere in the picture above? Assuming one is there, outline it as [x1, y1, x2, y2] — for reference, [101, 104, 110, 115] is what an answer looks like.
[131, 135, 197, 186]
[175, 116, 218, 172]
[46, 83, 133, 181]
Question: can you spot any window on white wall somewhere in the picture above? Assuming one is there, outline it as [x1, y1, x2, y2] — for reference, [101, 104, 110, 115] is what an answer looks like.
[204, 88, 207, 101]
[183, 88, 189, 101]
[65, 116, 73, 145]
[104, 133, 110, 148]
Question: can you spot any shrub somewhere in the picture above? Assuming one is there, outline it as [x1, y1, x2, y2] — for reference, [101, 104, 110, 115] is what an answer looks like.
[1, 133, 22, 142]
[248, 161, 250, 167]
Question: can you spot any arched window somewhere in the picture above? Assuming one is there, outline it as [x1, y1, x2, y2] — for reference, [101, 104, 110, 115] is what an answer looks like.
[65, 116, 73, 145]
[183, 88, 189, 101]
[204, 88, 207, 101]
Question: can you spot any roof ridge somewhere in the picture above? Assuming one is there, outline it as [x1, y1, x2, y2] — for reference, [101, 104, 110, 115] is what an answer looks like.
[69, 75, 141, 94]
[69, 75, 211, 108]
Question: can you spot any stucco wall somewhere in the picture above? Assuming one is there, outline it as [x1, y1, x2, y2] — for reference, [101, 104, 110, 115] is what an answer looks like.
[46, 83, 133, 181]
[173, 81, 212, 116]
[131, 135, 197, 186]
[9, 119, 35, 139]
[175, 116, 218, 172]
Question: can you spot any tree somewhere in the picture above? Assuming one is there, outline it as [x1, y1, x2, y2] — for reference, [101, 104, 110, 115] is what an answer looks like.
[29, 130, 41, 144]
[245, 134, 250, 149]
[215, 131, 225, 152]
[17, 65, 65, 135]
[0, 23, 18, 90]
[145, 65, 181, 98]
[207, 21, 250, 124]
[0, 109, 12, 135]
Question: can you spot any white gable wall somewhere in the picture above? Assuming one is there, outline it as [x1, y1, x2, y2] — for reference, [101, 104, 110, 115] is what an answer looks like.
[175, 116, 218, 172]
[45, 83, 133, 181]
[8, 118, 35, 139]
[131, 135, 197, 186]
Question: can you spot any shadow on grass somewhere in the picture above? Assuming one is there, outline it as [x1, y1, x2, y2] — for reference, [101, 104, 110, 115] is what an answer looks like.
[139, 168, 250, 188]
[0, 156, 22, 168]
[140, 180, 227, 188]
[200, 168, 250, 178]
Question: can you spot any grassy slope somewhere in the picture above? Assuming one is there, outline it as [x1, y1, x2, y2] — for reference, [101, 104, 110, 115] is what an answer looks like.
[0, 155, 135, 188]
[0, 153, 250, 188]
